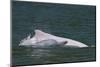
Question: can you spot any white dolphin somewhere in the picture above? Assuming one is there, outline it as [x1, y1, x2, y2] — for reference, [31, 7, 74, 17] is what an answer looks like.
[19, 30, 88, 48]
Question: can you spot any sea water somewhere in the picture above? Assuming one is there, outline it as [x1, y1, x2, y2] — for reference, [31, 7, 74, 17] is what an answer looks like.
[12, 1, 96, 66]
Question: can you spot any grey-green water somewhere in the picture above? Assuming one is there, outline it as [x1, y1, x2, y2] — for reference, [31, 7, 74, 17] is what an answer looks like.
[12, 47, 96, 66]
[12, 1, 96, 66]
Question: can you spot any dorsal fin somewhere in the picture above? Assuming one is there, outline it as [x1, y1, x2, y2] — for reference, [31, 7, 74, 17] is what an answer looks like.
[34, 30, 49, 41]
[34, 30, 47, 36]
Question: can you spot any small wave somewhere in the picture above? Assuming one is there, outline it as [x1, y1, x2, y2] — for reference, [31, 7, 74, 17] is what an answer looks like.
[90, 45, 96, 48]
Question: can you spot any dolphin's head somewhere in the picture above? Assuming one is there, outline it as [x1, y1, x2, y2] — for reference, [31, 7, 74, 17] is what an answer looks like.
[19, 35, 33, 46]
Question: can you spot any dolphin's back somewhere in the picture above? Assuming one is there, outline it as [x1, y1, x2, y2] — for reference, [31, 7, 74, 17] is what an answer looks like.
[19, 30, 88, 48]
